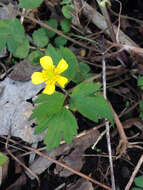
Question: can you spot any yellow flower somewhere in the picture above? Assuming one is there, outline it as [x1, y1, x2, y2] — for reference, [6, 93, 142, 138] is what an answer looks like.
[31, 56, 68, 95]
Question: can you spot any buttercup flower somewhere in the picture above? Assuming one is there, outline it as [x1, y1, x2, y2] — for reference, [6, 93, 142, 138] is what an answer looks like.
[31, 56, 68, 95]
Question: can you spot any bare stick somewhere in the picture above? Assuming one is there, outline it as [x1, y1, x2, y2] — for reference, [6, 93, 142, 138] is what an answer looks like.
[22, 15, 100, 53]
[125, 154, 143, 190]
[110, 104, 128, 155]
[5, 136, 40, 185]
[2, 136, 111, 190]
[96, 0, 116, 42]
[101, 36, 116, 190]
[20, 8, 26, 24]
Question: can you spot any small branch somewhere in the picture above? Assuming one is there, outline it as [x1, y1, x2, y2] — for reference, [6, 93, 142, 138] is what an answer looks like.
[96, 0, 116, 42]
[22, 14, 100, 53]
[5, 136, 40, 186]
[108, 5, 143, 25]
[125, 154, 143, 190]
[101, 36, 116, 190]
[2, 136, 111, 190]
[115, 0, 122, 43]
[110, 104, 128, 155]
[20, 8, 26, 24]
[81, 0, 138, 48]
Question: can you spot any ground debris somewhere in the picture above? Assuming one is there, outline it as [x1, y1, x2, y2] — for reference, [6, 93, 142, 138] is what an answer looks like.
[0, 77, 45, 143]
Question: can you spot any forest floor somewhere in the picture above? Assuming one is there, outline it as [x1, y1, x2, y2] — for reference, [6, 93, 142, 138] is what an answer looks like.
[1, 0, 143, 190]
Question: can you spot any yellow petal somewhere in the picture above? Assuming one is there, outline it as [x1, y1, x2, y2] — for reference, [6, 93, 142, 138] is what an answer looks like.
[42, 83, 55, 95]
[40, 56, 54, 71]
[31, 72, 45, 84]
[55, 58, 68, 74]
[56, 76, 68, 88]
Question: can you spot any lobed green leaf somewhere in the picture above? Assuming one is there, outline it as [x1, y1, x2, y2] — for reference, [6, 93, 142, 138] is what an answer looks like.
[0, 18, 30, 58]
[44, 107, 78, 151]
[62, 5, 74, 19]
[19, 0, 44, 9]
[72, 62, 91, 83]
[138, 76, 143, 90]
[7, 35, 29, 58]
[72, 94, 113, 122]
[134, 176, 143, 188]
[59, 47, 78, 81]
[44, 19, 58, 38]
[54, 36, 67, 47]
[71, 81, 101, 97]
[30, 92, 65, 120]
[61, 0, 72, 5]
[0, 19, 11, 51]
[0, 152, 8, 166]
[61, 19, 71, 33]
[45, 44, 62, 66]
[28, 50, 43, 65]
[34, 115, 53, 134]
[33, 28, 49, 48]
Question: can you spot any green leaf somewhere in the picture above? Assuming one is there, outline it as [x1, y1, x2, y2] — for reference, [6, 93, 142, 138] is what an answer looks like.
[0, 19, 11, 35]
[0, 152, 8, 166]
[139, 101, 143, 121]
[7, 35, 29, 58]
[19, 0, 44, 9]
[10, 18, 25, 34]
[34, 115, 53, 134]
[71, 81, 102, 97]
[138, 76, 143, 90]
[45, 44, 62, 66]
[44, 19, 58, 38]
[28, 50, 43, 65]
[134, 176, 143, 188]
[61, 0, 72, 5]
[44, 107, 78, 151]
[45, 45, 78, 81]
[59, 47, 78, 81]
[62, 5, 74, 19]
[34, 93, 53, 103]
[0, 18, 30, 57]
[84, 73, 94, 80]
[29, 92, 65, 120]
[61, 19, 71, 33]
[6, 18, 29, 58]
[33, 28, 49, 48]
[0, 36, 7, 51]
[0, 19, 10, 51]
[131, 188, 143, 190]
[71, 94, 113, 122]
[73, 62, 91, 83]
[54, 36, 67, 47]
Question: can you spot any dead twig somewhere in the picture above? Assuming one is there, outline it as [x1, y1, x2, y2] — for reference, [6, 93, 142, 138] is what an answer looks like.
[110, 103, 128, 156]
[21, 14, 101, 53]
[3, 136, 111, 190]
[5, 136, 40, 186]
[101, 36, 116, 190]
[108, 5, 143, 25]
[125, 154, 143, 190]
[114, 0, 122, 43]
[96, 0, 116, 42]
[0, 62, 7, 79]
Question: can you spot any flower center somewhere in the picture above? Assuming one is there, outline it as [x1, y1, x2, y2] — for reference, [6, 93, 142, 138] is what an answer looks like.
[42, 70, 56, 82]
[47, 71, 55, 79]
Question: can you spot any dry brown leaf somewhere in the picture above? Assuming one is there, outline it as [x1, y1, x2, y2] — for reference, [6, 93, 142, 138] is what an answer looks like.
[67, 178, 94, 190]
[27, 128, 100, 179]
